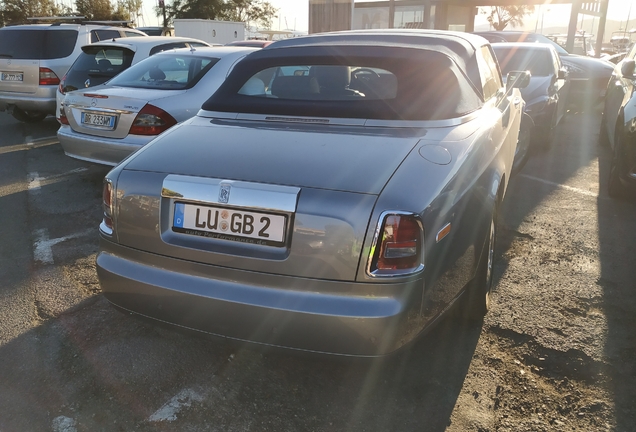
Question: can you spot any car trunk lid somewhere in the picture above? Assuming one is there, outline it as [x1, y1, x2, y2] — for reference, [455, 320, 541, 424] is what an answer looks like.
[124, 116, 424, 194]
[0, 59, 41, 94]
[64, 87, 185, 139]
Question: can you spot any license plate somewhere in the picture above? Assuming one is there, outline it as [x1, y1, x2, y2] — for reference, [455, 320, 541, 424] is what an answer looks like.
[172, 202, 287, 247]
[1, 72, 23, 81]
[81, 112, 115, 129]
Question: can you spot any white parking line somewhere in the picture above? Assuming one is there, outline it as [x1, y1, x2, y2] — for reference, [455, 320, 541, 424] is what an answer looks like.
[519, 174, 598, 198]
[28, 171, 41, 194]
[0, 136, 58, 155]
[27, 168, 89, 194]
[148, 389, 204, 422]
[33, 228, 94, 265]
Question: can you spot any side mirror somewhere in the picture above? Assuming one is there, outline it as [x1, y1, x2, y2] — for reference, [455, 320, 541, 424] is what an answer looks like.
[621, 59, 636, 78]
[506, 70, 531, 91]
[558, 68, 568, 80]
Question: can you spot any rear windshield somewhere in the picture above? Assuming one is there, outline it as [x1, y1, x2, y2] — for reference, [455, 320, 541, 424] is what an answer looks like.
[0, 29, 77, 59]
[107, 54, 219, 90]
[493, 47, 553, 77]
[203, 47, 482, 121]
[63, 47, 135, 92]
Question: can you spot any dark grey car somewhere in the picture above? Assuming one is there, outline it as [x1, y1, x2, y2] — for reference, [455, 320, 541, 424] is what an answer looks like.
[97, 30, 527, 357]
[492, 42, 570, 150]
[475, 31, 613, 108]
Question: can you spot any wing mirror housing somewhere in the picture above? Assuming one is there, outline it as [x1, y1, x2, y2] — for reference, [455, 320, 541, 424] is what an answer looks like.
[621, 59, 636, 78]
[506, 70, 531, 91]
[558, 68, 568, 80]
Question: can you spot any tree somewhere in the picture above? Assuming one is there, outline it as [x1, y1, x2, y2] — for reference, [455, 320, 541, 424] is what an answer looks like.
[158, 0, 276, 29]
[483, 6, 535, 31]
[75, 0, 114, 20]
[1, 0, 65, 24]
[220, 0, 277, 29]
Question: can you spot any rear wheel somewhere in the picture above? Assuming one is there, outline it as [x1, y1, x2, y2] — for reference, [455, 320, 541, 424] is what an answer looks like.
[598, 111, 610, 147]
[512, 113, 533, 176]
[11, 107, 47, 123]
[608, 130, 629, 198]
[533, 110, 557, 151]
[458, 203, 498, 321]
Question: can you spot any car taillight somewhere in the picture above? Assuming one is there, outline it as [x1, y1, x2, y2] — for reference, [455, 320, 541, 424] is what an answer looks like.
[58, 105, 69, 125]
[58, 74, 67, 94]
[101, 179, 114, 235]
[39, 68, 60, 86]
[129, 104, 177, 136]
[368, 213, 424, 276]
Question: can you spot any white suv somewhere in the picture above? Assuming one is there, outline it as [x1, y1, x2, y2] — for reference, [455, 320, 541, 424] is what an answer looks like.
[0, 23, 147, 122]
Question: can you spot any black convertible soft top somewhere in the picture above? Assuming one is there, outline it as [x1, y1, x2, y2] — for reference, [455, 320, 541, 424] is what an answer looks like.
[201, 31, 488, 121]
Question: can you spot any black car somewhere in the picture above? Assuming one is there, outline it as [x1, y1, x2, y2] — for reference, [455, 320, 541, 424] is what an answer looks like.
[492, 42, 569, 149]
[475, 31, 613, 107]
[600, 44, 636, 198]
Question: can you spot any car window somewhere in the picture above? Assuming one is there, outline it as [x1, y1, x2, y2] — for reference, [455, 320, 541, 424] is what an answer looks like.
[478, 46, 503, 100]
[206, 48, 483, 121]
[107, 54, 219, 90]
[124, 31, 145, 38]
[64, 47, 135, 92]
[149, 43, 188, 56]
[90, 29, 121, 43]
[188, 42, 210, 48]
[493, 46, 554, 77]
[0, 29, 77, 59]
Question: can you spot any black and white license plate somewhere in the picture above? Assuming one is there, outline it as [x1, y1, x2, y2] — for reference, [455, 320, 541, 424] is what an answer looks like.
[1, 72, 23, 81]
[173, 202, 287, 246]
[81, 112, 115, 129]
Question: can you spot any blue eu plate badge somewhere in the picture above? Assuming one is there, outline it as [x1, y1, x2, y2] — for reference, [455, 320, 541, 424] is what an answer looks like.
[173, 203, 185, 228]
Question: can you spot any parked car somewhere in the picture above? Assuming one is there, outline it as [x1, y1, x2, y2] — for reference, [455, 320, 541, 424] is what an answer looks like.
[475, 31, 613, 107]
[0, 22, 147, 123]
[96, 30, 528, 357]
[57, 46, 258, 165]
[136, 26, 174, 37]
[599, 43, 636, 198]
[492, 42, 569, 150]
[225, 40, 274, 48]
[56, 36, 211, 122]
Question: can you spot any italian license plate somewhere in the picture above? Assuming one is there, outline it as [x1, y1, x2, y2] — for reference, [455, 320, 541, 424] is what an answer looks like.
[81, 112, 115, 129]
[1, 72, 23, 81]
[172, 202, 287, 246]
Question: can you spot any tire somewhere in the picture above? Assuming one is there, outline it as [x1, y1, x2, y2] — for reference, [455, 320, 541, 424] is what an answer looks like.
[533, 110, 556, 151]
[512, 113, 533, 176]
[598, 111, 610, 147]
[608, 131, 628, 198]
[11, 107, 47, 123]
[458, 203, 498, 321]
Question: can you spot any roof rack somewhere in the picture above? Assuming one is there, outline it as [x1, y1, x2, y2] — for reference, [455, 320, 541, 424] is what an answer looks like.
[24, 16, 135, 28]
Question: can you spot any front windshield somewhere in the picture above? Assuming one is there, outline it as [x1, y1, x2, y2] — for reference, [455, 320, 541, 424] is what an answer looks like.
[107, 53, 219, 90]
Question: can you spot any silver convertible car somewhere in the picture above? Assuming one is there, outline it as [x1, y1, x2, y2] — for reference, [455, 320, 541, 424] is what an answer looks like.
[97, 30, 527, 357]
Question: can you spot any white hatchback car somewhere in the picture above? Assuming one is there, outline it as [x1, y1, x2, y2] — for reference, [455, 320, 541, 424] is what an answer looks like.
[57, 46, 258, 165]
[55, 36, 211, 122]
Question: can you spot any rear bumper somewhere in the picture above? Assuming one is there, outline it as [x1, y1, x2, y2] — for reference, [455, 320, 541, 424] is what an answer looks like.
[97, 238, 427, 357]
[57, 125, 153, 166]
[0, 86, 57, 113]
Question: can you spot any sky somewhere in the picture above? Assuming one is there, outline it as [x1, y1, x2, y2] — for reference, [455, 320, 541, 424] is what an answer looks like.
[138, 0, 634, 33]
